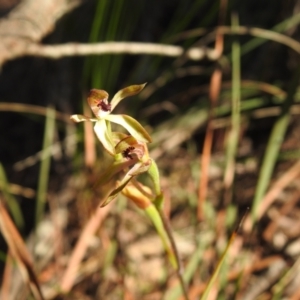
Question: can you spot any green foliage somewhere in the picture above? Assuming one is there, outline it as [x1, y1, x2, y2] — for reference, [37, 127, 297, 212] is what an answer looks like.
[0, 163, 24, 228]
[35, 106, 56, 227]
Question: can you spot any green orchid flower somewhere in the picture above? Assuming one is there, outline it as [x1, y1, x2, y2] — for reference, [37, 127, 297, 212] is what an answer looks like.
[96, 135, 152, 207]
[71, 83, 152, 155]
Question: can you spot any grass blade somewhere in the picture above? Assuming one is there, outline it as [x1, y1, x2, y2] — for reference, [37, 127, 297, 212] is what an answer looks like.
[164, 231, 214, 300]
[200, 209, 247, 300]
[223, 13, 241, 203]
[0, 163, 24, 228]
[241, 12, 300, 55]
[0, 199, 44, 300]
[251, 64, 300, 221]
[35, 105, 56, 227]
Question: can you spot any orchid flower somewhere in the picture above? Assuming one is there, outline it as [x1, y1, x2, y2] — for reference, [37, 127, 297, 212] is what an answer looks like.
[71, 84, 152, 156]
[96, 135, 153, 207]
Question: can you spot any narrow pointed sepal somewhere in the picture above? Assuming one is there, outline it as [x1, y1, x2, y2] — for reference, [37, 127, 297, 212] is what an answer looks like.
[105, 114, 152, 143]
[70, 114, 97, 122]
[94, 119, 115, 155]
[110, 83, 147, 111]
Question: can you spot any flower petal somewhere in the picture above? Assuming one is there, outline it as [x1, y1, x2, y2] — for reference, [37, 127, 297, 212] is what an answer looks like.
[105, 114, 152, 143]
[122, 182, 152, 209]
[115, 137, 146, 160]
[88, 89, 110, 118]
[99, 171, 133, 207]
[115, 136, 139, 155]
[100, 177, 132, 207]
[110, 83, 146, 111]
[93, 158, 138, 188]
[70, 114, 97, 122]
[111, 132, 129, 145]
[94, 119, 115, 155]
[128, 158, 152, 176]
[99, 161, 148, 207]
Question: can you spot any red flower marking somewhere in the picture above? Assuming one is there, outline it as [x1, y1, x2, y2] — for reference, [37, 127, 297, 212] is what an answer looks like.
[97, 101, 111, 112]
[122, 146, 135, 160]
[88, 89, 110, 117]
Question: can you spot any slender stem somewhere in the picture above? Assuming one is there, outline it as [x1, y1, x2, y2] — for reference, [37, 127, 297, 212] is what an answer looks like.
[158, 207, 190, 300]
[147, 158, 189, 299]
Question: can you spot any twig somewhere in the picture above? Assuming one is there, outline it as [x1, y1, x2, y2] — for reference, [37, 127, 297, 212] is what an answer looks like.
[20, 25, 300, 61]
[1, 0, 300, 68]
[24, 42, 218, 61]
[0, 0, 81, 66]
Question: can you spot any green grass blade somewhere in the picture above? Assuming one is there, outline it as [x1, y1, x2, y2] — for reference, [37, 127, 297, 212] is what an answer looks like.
[0, 163, 24, 228]
[84, 0, 142, 92]
[83, 0, 109, 87]
[199, 208, 248, 300]
[223, 14, 241, 198]
[162, 0, 210, 41]
[35, 105, 56, 227]
[200, 232, 236, 300]
[103, 0, 124, 91]
[251, 64, 300, 221]
[241, 12, 300, 55]
[164, 232, 214, 300]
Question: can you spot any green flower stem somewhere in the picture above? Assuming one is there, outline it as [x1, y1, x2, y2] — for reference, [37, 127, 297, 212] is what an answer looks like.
[144, 204, 177, 268]
[158, 206, 190, 300]
[149, 189, 189, 300]
[147, 158, 189, 298]
[145, 203, 190, 300]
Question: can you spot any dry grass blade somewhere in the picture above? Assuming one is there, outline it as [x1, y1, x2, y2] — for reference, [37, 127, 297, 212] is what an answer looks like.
[171, 25, 300, 55]
[0, 251, 13, 300]
[244, 159, 300, 232]
[291, 285, 300, 300]
[0, 102, 71, 123]
[243, 259, 286, 300]
[263, 190, 300, 242]
[60, 203, 112, 293]
[250, 64, 300, 222]
[83, 102, 96, 168]
[197, 0, 227, 221]
[0, 199, 44, 300]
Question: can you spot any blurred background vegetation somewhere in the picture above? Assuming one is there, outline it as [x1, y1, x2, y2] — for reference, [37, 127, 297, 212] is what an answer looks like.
[1, 0, 300, 299]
